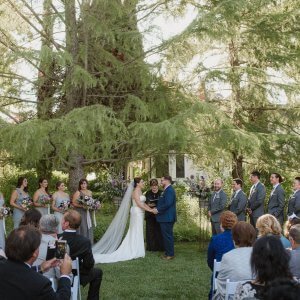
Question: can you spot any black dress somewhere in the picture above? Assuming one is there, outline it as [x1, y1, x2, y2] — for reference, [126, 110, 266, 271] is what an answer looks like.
[145, 190, 164, 251]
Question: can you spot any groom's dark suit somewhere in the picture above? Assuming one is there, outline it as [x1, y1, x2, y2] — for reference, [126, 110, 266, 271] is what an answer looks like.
[156, 185, 177, 257]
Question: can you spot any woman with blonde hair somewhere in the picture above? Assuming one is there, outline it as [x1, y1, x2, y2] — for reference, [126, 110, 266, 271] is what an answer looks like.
[256, 214, 291, 248]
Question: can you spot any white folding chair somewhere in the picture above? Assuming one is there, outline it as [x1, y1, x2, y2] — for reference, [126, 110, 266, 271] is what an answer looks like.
[213, 259, 221, 292]
[225, 279, 248, 300]
[71, 257, 81, 300]
[49, 277, 57, 291]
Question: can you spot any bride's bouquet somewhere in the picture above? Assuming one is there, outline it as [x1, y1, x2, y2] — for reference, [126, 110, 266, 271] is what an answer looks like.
[0, 207, 12, 219]
[21, 197, 33, 210]
[58, 200, 70, 212]
[78, 195, 101, 211]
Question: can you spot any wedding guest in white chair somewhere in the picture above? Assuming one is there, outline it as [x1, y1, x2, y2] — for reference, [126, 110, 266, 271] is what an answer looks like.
[33, 214, 61, 279]
[213, 221, 256, 300]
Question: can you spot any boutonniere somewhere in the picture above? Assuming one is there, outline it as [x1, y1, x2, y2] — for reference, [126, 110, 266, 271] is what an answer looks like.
[160, 192, 164, 197]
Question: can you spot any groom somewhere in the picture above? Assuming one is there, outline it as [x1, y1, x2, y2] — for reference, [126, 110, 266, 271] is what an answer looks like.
[153, 175, 177, 260]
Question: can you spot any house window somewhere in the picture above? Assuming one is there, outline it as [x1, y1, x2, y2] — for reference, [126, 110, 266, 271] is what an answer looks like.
[176, 155, 185, 178]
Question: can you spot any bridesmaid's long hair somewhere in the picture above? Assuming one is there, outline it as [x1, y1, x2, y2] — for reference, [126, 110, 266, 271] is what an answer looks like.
[78, 178, 88, 191]
[56, 181, 64, 190]
[133, 177, 142, 188]
[16, 177, 28, 193]
[38, 178, 49, 194]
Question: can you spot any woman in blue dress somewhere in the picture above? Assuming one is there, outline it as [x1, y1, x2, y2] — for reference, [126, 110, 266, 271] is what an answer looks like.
[52, 181, 70, 233]
[10, 177, 31, 228]
[72, 179, 95, 244]
[33, 178, 51, 216]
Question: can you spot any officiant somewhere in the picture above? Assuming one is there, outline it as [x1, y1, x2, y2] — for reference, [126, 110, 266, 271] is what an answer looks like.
[145, 179, 164, 251]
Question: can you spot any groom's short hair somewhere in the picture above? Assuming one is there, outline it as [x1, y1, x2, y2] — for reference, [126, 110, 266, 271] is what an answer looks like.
[163, 175, 172, 183]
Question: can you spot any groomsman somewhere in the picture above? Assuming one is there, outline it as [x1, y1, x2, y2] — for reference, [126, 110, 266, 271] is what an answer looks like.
[287, 177, 300, 218]
[267, 173, 285, 225]
[247, 171, 266, 228]
[229, 178, 247, 221]
[208, 179, 227, 235]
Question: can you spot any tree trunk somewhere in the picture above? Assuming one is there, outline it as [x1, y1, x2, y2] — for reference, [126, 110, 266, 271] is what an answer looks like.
[36, 0, 55, 179]
[68, 154, 85, 194]
[232, 152, 243, 180]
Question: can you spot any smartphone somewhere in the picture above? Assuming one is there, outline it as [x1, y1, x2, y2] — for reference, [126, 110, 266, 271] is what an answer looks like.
[55, 240, 67, 259]
[46, 240, 56, 260]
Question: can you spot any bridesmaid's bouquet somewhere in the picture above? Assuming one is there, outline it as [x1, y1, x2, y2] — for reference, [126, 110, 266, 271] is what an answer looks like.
[21, 197, 33, 210]
[0, 207, 12, 219]
[58, 200, 70, 212]
[78, 195, 101, 211]
[39, 194, 52, 206]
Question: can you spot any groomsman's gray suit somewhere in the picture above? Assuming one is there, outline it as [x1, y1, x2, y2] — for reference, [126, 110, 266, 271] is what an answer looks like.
[248, 181, 266, 228]
[287, 190, 300, 218]
[267, 184, 285, 225]
[229, 190, 247, 221]
[208, 190, 227, 235]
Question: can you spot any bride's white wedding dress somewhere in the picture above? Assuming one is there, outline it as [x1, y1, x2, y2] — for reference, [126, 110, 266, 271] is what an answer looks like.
[93, 195, 146, 263]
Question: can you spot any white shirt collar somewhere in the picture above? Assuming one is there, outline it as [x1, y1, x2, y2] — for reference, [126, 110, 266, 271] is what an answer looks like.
[24, 262, 31, 268]
[235, 189, 241, 194]
[273, 183, 280, 189]
[164, 184, 171, 190]
[64, 229, 76, 233]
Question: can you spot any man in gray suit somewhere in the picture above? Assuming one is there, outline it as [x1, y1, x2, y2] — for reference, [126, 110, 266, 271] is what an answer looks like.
[247, 171, 266, 228]
[229, 178, 247, 221]
[267, 173, 285, 225]
[287, 177, 300, 218]
[288, 224, 300, 278]
[208, 179, 227, 235]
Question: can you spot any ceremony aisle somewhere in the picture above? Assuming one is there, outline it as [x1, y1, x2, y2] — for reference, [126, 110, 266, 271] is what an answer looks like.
[82, 242, 210, 299]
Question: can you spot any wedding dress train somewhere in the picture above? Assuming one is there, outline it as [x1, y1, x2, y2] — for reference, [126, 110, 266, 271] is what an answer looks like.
[93, 195, 146, 263]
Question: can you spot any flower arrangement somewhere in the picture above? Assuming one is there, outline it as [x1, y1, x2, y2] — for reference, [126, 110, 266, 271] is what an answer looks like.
[58, 200, 70, 212]
[21, 197, 33, 210]
[0, 207, 12, 219]
[78, 195, 101, 211]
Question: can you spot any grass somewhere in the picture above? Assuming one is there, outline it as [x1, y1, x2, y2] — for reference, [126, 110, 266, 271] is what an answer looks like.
[82, 242, 211, 300]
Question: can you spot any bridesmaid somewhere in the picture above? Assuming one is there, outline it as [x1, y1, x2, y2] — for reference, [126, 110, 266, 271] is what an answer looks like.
[10, 177, 30, 228]
[33, 178, 51, 216]
[52, 181, 70, 233]
[0, 192, 5, 250]
[72, 178, 94, 244]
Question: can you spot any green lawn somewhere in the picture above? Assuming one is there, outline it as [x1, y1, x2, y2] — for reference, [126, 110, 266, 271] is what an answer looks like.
[82, 243, 211, 300]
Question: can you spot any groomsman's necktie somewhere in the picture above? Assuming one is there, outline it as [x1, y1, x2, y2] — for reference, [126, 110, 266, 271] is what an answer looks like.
[250, 185, 256, 196]
[270, 186, 276, 197]
[212, 192, 218, 202]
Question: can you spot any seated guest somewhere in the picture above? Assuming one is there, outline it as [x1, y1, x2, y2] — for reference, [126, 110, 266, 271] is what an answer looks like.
[207, 211, 238, 299]
[19, 208, 42, 228]
[0, 225, 72, 299]
[213, 221, 256, 300]
[234, 235, 295, 300]
[256, 214, 291, 248]
[33, 214, 60, 279]
[288, 224, 300, 278]
[285, 216, 300, 238]
[264, 278, 300, 300]
[59, 210, 103, 300]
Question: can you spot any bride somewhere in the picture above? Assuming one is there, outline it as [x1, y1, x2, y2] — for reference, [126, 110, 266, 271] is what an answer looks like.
[93, 177, 154, 263]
